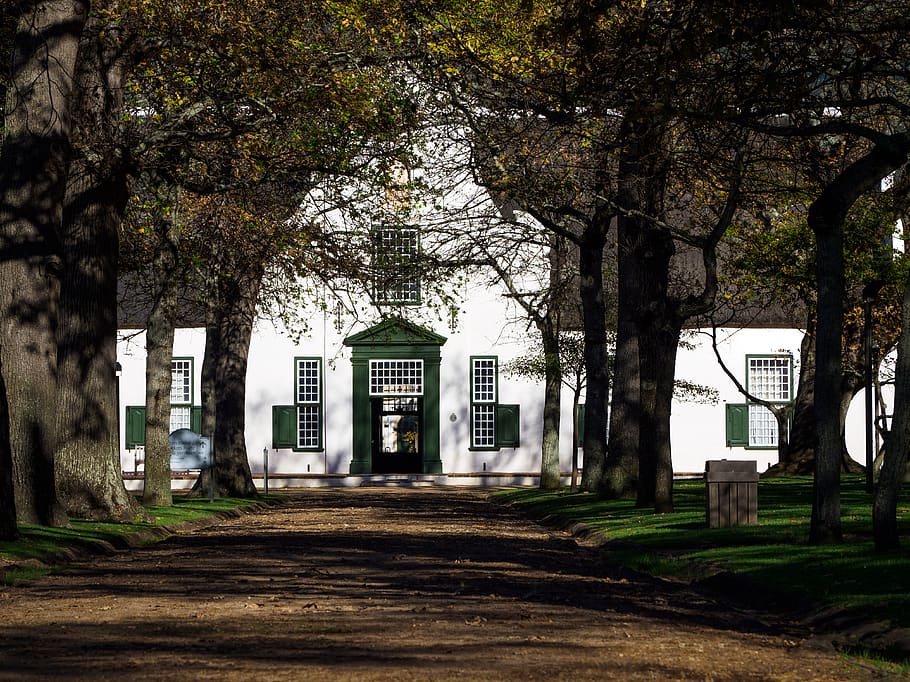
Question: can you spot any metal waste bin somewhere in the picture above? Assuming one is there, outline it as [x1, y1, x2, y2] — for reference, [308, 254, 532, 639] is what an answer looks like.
[705, 460, 758, 528]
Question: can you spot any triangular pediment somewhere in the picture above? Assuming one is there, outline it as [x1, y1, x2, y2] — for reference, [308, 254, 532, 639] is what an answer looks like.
[343, 317, 447, 347]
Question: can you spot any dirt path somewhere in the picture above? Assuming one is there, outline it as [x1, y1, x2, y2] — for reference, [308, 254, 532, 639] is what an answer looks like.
[0, 487, 897, 681]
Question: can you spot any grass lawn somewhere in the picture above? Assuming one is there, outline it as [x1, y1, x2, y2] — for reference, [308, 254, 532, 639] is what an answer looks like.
[0, 495, 276, 584]
[495, 475, 910, 630]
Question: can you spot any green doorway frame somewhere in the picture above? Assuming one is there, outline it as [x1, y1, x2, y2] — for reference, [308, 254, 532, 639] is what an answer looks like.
[343, 318, 446, 475]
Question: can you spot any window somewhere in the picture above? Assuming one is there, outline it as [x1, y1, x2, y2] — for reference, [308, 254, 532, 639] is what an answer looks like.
[370, 359, 424, 396]
[469, 356, 521, 449]
[726, 355, 792, 449]
[373, 226, 420, 304]
[170, 358, 193, 432]
[123, 357, 200, 449]
[470, 357, 498, 449]
[296, 357, 323, 450]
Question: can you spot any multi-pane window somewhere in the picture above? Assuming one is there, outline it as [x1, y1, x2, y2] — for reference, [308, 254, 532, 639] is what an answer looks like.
[748, 357, 792, 402]
[296, 358, 322, 450]
[369, 359, 424, 396]
[170, 358, 193, 432]
[373, 227, 420, 304]
[471, 357, 497, 449]
[748, 404, 778, 447]
[746, 355, 792, 448]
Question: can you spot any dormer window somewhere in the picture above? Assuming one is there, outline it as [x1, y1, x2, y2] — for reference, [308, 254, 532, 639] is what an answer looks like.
[373, 226, 420, 305]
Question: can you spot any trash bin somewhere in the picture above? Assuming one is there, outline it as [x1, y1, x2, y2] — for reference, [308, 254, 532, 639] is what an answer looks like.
[705, 460, 758, 528]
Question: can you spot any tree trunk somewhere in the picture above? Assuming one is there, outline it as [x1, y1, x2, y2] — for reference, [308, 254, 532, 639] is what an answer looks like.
[633, 215, 676, 512]
[578, 212, 610, 492]
[538, 320, 562, 489]
[810, 198, 846, 544]
[200, 266, 262, 498]
[142, 222, 179, 507]
[807, 141, 910, 543]
[0, 1, 88, 526]
[774, 319, 865, 476]
[570, 389, 581, 492]
[200, 323, 219, 439]
[56, 164, 141, 518]
[0, 365, 17, 539]
[637, 318, 680, 513]
[776, 324, 817, 474]
[808, 156, 896, 542]
[873, 274, 910, 551]
[602, 211, 640, 499]
[55, 22, 141, 520]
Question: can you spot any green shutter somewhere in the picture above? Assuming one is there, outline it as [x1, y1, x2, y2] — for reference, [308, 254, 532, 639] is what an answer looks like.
[272, 405, 297, 449]
[495, 404, 520, 448]
[191, 406, 203, 434]
[725, 403, 749, 447]
[125, 406, 146, 448]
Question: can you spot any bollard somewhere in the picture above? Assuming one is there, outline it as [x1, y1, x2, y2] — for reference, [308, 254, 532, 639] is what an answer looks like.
[263, 447, 269, 495]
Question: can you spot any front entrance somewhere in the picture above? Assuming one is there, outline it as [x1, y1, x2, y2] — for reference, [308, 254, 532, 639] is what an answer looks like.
[371, 397, 423, 473]
[344, 318, 446, 475]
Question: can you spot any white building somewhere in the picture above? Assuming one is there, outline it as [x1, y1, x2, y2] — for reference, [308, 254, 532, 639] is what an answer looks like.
[115, 276, 873, 488]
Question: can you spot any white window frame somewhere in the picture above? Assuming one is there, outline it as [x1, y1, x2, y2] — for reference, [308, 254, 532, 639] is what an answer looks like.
[746, 355, 792, 448]
[369, 359, 424, 396]
[295, 357, 323, 451]
[470, 356, 498, 449]
[170, 358, 194, 432]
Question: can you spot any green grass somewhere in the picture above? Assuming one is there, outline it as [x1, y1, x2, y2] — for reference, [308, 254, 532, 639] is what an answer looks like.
[0, 495, 276, 574]
[495, 476, 910, 628]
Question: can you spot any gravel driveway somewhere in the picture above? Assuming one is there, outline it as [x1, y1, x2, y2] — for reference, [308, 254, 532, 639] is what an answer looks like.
[0, 487, 896, 680]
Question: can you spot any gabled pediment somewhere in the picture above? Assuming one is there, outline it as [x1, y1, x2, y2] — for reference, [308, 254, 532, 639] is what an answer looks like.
[343, 317, 447, 347]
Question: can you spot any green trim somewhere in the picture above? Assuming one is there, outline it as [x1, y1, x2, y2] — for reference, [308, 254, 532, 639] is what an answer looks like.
[272, 405, 297, 449]
[725, 403, 749, 447]
[344, 318, 446, 474]
[495, 403, 520, 448]
[344, 317, 447, 347]
[125, 406, 146, 448]
[191, 406, 203, 434]
[744, 354, 794, 401]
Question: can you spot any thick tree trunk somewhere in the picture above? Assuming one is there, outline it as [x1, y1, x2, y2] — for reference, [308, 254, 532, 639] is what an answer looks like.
[538, 321, 562, 489]
[196, 267, 261, 498]
[578, 213, 610, 492]
[0, 1, 88, 526]
[776, 325, 817, 474]
[773, 320, 865, 476]
[633, 217, 676, 512]
[55, 23, 141, 519]
[873, 275, 910, 551]
[56, 165, 141, 518]
[142, 223, 179, 508]
[807, 141, 910, 543]
[811, 202, 846, 544]
[637, 319, 680, 513]
[602, 212, 640, 499]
